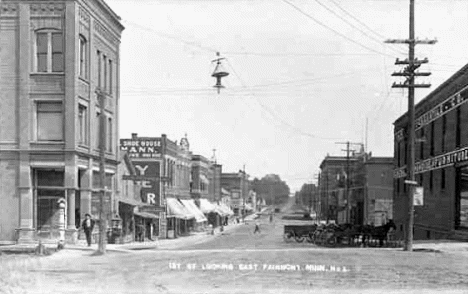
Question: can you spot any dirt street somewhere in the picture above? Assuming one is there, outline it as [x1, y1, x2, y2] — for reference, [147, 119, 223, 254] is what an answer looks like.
[1, 214, 468, 294]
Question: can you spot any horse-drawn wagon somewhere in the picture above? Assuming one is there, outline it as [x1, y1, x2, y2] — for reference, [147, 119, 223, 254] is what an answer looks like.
[283, 224, 317, 243]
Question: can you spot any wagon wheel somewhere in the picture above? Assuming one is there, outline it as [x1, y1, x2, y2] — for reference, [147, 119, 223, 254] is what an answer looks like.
[326, 235, 337, 247]
[295, 235, 305, 243]
[283, 232, 293, 241]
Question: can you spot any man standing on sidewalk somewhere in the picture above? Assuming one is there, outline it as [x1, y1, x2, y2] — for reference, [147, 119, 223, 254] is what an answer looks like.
[82, 214, 95, 247]
[253, 220, 261, 234]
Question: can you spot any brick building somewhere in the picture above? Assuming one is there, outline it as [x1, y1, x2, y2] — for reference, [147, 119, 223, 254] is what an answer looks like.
[363, 156, 393, 226]
[221, 171, 249, 216]
[393, 64, 468, 240]
[319, 155, 364, 224]
[0, 0, 123, 244]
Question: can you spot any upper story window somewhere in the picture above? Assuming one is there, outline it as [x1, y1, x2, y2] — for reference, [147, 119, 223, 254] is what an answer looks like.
[79, 35, 88, 79]
[36, 102, 63, 141]
[35, 30, 63, 73]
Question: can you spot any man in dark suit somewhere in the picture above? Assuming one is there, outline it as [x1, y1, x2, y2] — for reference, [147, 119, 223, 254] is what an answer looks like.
[82, 213, 95, 246]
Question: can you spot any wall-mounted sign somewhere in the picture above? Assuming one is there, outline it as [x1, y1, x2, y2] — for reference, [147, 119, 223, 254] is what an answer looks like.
[394, 146, 468, 178]
[414, 187, 424, 206]
[130, 161, 161, 205]
[415, 87, 468, 131]
[120, 138, 161, 158]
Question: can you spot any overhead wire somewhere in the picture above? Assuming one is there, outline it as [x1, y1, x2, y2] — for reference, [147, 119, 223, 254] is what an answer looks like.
[313, 0, 404, 55]
[280, 0, 397, 58]
[225, 58, 341, 141]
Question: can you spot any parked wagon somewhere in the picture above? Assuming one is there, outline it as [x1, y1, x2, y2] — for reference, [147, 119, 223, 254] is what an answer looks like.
[283, 225, 318, 243]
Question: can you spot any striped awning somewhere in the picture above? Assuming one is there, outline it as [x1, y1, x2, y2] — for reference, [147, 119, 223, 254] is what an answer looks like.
[180, 199, 207, 223]
[167, 198, 194, 220]
[199, 198, 217, 214]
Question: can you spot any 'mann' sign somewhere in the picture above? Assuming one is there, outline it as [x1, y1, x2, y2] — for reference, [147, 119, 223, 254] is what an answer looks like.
[120, 138, 161, 158]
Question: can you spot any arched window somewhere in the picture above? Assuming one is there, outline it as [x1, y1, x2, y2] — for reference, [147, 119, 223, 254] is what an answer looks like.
[79, 35, 88, 78]
[35, 29, 63, 73]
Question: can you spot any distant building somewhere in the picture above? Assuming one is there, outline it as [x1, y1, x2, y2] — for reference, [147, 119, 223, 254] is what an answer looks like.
[319, 155, 364, 224]
[221, 171, 249, 216]
[393, 63, 468, 240]
[0, 0, 124, 244]
[363, 156, 393, 226]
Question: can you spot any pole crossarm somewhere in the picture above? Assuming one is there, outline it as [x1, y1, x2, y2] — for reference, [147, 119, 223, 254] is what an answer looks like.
[392, 82, 431, 88]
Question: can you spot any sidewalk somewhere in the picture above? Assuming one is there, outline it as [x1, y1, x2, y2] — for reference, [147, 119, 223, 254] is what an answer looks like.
[69, 221, 244, 252]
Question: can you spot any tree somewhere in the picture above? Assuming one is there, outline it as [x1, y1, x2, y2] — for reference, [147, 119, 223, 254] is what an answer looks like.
[251, 174, 290, 206]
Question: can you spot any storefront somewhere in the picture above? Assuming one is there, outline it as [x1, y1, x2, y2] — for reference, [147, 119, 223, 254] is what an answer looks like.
[180, 199, 207, 231]
[166, 198, 194, 238]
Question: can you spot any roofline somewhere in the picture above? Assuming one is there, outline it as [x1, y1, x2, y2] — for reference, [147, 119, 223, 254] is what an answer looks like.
[394, 62, 468, 126]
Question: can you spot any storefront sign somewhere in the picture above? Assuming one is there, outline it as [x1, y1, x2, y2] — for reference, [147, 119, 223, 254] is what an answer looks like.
[415, 87, 468, 131]
[139, 205, 165, 214]
[394, 129, 405, 142]
[131, 161, 161, 205]
[414, 187, 424, 206]
[393, 167, 407, 179]
[415, 147, 468, 173]
[394, 146, 468, 178]
[120, 138, 161, 158]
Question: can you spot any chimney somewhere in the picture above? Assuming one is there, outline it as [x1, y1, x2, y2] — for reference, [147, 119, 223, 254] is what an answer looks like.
[131, 133, 138, 139]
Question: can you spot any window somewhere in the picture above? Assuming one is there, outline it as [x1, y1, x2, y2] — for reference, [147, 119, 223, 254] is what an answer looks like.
[107, 117, 113, 152]
[103, 55, 107, 92]
[442, 115, 446, 152]
[79, 35, 87, 79]
[78, 105, 87, 145]
[97, 50, 102, 89]
[108, 59, 113, 94]
[430, 122, 434, 156]
[35, 31, 63, 73]
[95, 111, 101, 148]
[37, 102, 63, 141]
[429, 171, 433, 191]
[420, 127, 425, 159]
[456, 108, 461, 148]
[455, 166, 468, 229]
[441, 168, 445, 190]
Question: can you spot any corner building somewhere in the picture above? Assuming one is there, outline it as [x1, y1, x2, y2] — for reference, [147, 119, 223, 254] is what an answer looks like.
[0, 0, 124, 244]
[393, 64, 468, 240]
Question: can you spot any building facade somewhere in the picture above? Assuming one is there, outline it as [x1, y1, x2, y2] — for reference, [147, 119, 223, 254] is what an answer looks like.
[221, 171, 249, 216]
[0, 0, 124, 244]
[363, 156, 393, 226]
[393, 64, 468, 240]
[318, 154, 365, 225]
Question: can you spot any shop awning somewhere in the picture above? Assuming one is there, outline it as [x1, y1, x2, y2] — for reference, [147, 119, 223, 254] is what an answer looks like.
[199, 198, 217, 214]
[200, 174, 209, 184]
[219, 202, 234, 216]
[134, 211, 159, 219]
[180, 199, 207, 223]
[118, 197, 142, 206]
[221, 188, 230, 196]
[167, 198, 194, 220]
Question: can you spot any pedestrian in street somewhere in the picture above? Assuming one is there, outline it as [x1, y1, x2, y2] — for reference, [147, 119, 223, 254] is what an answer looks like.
[269, 213, 273, 223]
[253, 220, 261, 234]
[81, 213, 95, 247]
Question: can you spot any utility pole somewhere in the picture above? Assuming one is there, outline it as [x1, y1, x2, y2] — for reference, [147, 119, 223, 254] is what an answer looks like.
[336, 141, 361, 224]
[385, 0, 436, 252]
[97, 91, 107, 255]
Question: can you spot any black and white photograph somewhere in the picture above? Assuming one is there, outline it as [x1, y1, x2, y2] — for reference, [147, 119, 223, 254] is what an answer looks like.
[1, 0, 468, 293]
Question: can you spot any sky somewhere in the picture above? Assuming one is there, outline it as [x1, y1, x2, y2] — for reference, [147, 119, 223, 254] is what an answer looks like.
[106, 0, 468, 192]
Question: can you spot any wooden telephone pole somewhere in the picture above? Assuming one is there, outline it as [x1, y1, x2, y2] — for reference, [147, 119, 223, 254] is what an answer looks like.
[336, 141, 361, 224]
[385, 0, 436, 251]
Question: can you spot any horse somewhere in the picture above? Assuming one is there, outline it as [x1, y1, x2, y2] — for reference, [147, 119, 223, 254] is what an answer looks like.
[362, 220, 397, 247]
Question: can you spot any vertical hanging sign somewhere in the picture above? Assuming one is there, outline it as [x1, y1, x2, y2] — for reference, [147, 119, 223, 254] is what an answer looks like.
[413, 187, 424, 206]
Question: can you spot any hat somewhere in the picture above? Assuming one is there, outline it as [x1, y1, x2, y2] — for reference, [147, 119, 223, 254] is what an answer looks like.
[85, 213, 91, 218]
